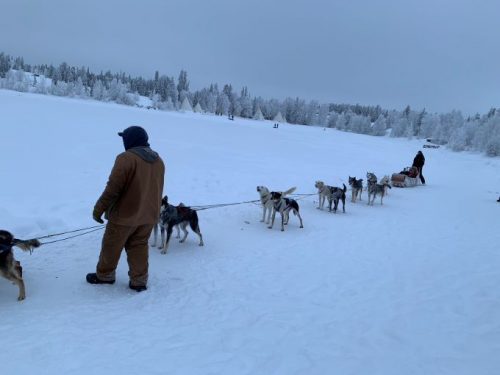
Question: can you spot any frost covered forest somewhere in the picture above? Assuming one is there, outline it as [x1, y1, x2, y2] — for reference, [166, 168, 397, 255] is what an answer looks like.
[1, 51, 499, 156]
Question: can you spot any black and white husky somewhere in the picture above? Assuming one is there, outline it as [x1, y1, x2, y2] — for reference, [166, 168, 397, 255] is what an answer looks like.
[366, 172, 391, 205]
[256, 186, 296, 224]
[348, 176, 363, 203]
[268, 192, 304, 231]
[153, 196, 204, 254]
[314, 181, 347, 213]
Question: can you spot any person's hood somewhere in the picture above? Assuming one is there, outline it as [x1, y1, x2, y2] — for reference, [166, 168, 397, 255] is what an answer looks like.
[118, 126, 149, 150]
[128, 146, 159, 163]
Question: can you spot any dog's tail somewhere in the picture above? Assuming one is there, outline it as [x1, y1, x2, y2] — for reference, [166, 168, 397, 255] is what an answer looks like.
[282, 187, 297, 196]
[190, 210, 201, 233]
[13, 238, 41, 253]
[342, 183, 347, 192]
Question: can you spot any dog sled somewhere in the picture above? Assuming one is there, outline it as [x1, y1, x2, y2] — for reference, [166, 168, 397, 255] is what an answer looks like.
[391, 166, 419, 188]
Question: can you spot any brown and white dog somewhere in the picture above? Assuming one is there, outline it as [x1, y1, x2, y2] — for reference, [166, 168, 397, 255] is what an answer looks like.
[0, 230, 40, 301]
[256, 186, 296, 224]
[314, 181, 347, 213]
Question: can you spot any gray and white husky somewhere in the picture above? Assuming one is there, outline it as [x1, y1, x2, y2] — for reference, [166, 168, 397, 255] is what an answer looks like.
[379, 175, 391, 196]
[366, 172, 391, 205]
[268, 192, 304, 231]
[256, 186, 296, 224]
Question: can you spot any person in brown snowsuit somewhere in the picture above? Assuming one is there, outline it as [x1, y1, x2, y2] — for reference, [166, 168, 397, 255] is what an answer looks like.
[86, 126, 165, 292]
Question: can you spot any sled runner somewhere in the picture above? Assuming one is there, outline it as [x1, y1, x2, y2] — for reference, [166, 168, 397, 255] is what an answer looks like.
[391, 166, 419, 187]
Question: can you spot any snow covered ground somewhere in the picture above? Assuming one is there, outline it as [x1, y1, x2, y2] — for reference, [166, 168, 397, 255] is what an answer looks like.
[1, 89, 500, 375]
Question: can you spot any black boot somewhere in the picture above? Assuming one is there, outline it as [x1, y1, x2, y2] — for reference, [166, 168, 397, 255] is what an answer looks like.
[86, 273, 115, 285]
[129, 282, 147, 292]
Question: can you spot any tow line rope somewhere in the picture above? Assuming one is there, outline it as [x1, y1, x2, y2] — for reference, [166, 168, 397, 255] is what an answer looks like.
[190, 193, 317, 211]
[34, 224, 106, 240]
[39, 226, 105, 245]
[16, 194, 319, 247]
[13, 224, 106, 249]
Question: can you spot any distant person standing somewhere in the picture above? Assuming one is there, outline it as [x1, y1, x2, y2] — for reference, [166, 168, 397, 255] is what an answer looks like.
[412, 150, 426, 185]
[87, 126, 165, 292]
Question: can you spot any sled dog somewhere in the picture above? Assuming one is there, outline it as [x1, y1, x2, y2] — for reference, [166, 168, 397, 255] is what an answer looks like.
[268, 192, 304, 231]
[348, 176, 363, 203]
[379, 175, 391, 195]
[0, 230, 40, 301]
[154, 196, 203, 254]
[366, 173, 391, 205]
[315, 181, 347, 213]
[256, 186, 296, 224]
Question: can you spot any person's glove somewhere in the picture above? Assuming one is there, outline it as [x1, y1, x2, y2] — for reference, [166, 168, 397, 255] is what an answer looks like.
[93, 208, 105, 224]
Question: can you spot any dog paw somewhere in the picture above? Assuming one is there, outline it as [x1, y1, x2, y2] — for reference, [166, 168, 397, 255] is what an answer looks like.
[160, 250, 167, 254]
[18, 295, 25, 301]
[300, 225, 304, 228]
[199, 243, 204, 246]
[268, 226, 272, 229]
[179, 239, 185, 243]
[281, 229, 284, 232]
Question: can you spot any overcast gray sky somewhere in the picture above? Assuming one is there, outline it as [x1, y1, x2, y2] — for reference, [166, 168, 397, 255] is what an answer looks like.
[1, 0, 499, 114]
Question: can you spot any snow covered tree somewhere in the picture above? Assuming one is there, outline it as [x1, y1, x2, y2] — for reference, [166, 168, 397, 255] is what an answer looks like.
[304, 100, 320, 125]
[239, 86, 252, 118]
[91, 80, 107, 101]
[419, 113, 439, 139]
[327, 111, 338, 128]
[372, 114, 387, 136]
[348, 114, 371, 134]
[390, 116, 409, 137]
[317, 104, 329, 126]
[177, 70, 189, 102]
[216, 93, 230, 115]
[0, 52, 11, 77]
[335, 112, 349, 131]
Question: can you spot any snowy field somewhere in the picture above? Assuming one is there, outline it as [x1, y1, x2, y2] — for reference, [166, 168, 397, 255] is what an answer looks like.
[1, 89, 500, 375]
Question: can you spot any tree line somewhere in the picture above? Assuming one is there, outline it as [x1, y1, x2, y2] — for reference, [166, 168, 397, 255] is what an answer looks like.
[1, 51, 499, 156]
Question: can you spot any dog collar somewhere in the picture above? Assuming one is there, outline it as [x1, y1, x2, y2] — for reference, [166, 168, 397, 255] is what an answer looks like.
[0, 242, 13, 253]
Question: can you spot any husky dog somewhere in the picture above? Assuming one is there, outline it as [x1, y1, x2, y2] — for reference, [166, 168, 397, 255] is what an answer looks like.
[348, 176, 363, 203]
[314, 181, 346, 213]
[0, 230, 40, 301]
[268, 192, 304, 231]
[256, 186, 296, 224]
[379, 175, 391, 195]
[152, 216, 179, 247]
[154, 196, 204, 254]
[366, 173, 392, 205]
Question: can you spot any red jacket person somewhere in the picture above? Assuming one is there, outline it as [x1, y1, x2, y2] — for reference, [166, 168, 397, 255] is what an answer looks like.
[87, 126, 165, 292]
